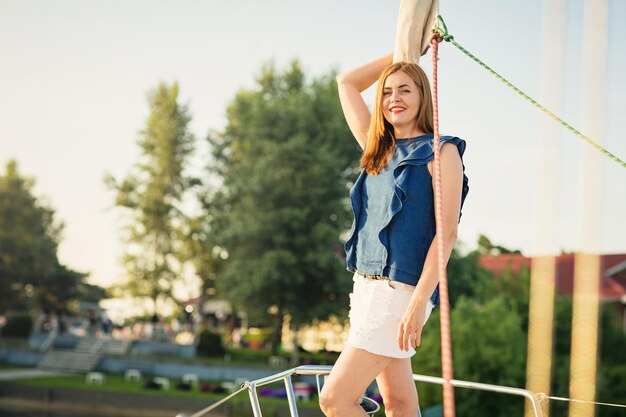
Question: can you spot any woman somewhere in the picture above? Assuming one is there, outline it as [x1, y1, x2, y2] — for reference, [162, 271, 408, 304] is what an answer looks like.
[319, 52, 469, 417]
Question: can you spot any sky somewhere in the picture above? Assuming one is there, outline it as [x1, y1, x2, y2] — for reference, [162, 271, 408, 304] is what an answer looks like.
[1, 0, 625, 297]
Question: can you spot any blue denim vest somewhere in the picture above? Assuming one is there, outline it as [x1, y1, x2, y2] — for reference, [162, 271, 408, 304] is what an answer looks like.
[345, 134, 470, 307]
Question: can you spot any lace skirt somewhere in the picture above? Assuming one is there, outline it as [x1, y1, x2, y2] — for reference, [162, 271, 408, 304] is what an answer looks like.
[345, 272, 434, 358]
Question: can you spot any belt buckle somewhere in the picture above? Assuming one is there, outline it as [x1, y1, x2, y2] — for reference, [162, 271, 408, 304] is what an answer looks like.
[358, 273, 412, 291]
[361, 273, 387, 281]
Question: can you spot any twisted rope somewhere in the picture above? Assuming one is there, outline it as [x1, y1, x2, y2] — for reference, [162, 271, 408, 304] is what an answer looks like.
[431, 35, 456, 417]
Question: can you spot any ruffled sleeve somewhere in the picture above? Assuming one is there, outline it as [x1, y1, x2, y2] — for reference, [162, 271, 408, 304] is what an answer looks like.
[402, 135, 466, 165]
[395, 135, 469, 218]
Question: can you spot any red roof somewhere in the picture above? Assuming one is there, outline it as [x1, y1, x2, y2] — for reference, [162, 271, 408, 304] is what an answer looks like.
[478, 253, 531, 276]
[478, 253, 626, 301]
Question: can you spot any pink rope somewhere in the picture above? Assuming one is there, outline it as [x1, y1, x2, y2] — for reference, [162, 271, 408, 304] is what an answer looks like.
[431, 35, 456, 417]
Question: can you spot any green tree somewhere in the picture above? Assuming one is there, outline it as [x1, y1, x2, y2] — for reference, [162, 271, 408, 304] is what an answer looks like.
[206, 61, 359, 358]
[446, 246, 494, 308]
[0, 160, 102, 313]
[106, 82, 197, 313]
[477, 233, 522, 255]
[474, 255, 531, 331]
[550, 296, 626, 417]
[413, 296, 527, 417]
[447, 236, 528, 311]
[179, 207, 229, 328]
[415, 234, 625, 416]
[0, 161, 60, 311]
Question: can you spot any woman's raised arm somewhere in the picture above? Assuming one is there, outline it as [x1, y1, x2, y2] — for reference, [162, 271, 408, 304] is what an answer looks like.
[336, 53, 393, 149]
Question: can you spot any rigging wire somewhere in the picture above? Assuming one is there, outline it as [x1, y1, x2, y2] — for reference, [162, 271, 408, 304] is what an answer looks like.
[432, 15, 626, 169]
[536, 393, 626, 409]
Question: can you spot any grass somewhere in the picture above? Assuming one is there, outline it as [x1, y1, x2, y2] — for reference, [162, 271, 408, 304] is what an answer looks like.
[108, 347, 339, 370]
[0, 364, 29, 370]
[114, 351, 275, 369]
[17, 373, 218, 399]
[10, 373, 324, 411]
[5, 369, 388, 416]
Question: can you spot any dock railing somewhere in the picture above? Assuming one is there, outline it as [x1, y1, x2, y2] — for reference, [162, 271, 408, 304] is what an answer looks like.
[182, 364, 544, 417]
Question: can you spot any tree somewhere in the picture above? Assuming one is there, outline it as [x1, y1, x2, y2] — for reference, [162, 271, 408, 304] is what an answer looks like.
[0, 161, 59, 311]
[477, 234, 522, 255]
[180, 207, 229, 328]
[410, 233, 626, 416]
[446, 246, 495, 308]
[413, 296, 527, 417]
[0, 160, 102, 313]
[205, 61, 360, 358]
[105, 82, 197, 313]
[550, 296, 626, 417]
[418, 235, 626, 417]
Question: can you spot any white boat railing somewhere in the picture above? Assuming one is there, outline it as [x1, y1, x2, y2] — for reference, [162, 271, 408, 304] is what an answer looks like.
[180, 364, 544, 417]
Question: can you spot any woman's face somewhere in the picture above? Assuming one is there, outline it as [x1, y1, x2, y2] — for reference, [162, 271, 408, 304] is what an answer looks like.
[381, 70, 421, 128]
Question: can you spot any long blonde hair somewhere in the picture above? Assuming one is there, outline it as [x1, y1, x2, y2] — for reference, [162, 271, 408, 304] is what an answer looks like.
[360, 62, 434, 175]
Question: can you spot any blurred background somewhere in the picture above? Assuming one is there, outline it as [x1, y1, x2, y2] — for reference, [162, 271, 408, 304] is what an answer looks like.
[0, 1, 624, 416]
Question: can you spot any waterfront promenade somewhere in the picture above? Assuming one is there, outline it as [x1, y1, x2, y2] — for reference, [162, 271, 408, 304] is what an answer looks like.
[0, 368, 65, 380]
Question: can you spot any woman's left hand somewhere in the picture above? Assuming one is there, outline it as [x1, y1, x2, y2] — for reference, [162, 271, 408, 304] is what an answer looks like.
[397, 300, 427, 351]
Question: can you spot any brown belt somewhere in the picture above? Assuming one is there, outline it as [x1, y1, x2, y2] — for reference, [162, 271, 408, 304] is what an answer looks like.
[356, 272, 415, 291]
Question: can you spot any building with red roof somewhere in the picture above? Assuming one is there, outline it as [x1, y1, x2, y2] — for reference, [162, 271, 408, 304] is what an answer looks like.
[478, 253, 626, 330]
[479, 253, 626, 301]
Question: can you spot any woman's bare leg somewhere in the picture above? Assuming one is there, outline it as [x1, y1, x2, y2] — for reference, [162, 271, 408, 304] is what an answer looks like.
[320, 345, 393, 417]
[376, 357, 420, 417]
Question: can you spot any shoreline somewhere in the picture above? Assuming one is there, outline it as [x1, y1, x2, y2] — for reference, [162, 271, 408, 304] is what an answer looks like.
[0, 398, 204, 417]
[0, 382, 324, 417]
[0, 383, 227, 417]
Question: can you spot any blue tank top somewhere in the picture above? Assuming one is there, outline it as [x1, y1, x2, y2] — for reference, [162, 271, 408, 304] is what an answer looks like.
[345, 134, 469, 306]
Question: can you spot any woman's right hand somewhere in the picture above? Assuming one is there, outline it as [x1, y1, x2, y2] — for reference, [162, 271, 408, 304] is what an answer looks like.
[397, 298, 428, 351]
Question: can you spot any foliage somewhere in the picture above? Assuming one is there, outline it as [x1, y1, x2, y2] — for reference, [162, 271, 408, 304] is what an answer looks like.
[413, 295, 527, 417]
[220, 346, 339, 366]
[1, 312, 33, 338]
[598, 363, 626, 417]
[479, 258, 530, 331]
[196, 329, 225, 357]
[105, 82, 198, 312]
[0, 160, 60, 311]
[204, 61, 360, 353]
[477, 234, 521, 255]
[243, 327, 273, 344]
[446, 239, 530, 312]
[0, 161, 104, 314]
[451, 296, 526, 416]
[179, 201, 226, 326]
[550, 297, 626, 417]
[416, 238, 626, 417]
[446, 246, 495, 308]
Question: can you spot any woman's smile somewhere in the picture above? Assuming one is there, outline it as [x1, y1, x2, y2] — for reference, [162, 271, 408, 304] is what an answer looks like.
[381, 71, 421, 134]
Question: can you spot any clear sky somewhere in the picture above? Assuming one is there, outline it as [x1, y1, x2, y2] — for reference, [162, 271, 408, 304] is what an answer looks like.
[1, 0, 625, 292]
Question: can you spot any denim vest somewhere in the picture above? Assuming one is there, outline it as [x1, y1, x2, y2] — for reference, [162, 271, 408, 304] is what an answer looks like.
[345, 134, 470, 307]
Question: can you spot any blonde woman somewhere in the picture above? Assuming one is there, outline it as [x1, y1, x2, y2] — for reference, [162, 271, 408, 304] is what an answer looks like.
[319, 53, 469, 416]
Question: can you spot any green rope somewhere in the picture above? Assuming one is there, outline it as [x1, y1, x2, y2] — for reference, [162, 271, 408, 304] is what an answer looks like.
[432, 15, 626, 169]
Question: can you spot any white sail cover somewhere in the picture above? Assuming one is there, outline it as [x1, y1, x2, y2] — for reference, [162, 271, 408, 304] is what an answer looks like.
[393, 0, 440, 64]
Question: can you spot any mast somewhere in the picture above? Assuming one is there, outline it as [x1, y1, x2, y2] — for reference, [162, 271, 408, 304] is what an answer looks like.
[570, 0, 608, 416]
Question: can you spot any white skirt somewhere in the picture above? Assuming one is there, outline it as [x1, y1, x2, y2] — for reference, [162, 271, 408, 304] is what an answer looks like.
[345, 272, 434, 358]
